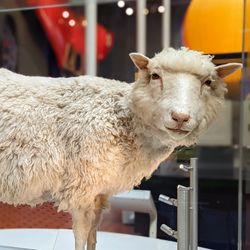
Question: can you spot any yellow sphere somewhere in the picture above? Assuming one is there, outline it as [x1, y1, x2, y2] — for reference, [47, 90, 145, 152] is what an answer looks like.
[183, 0, 250, 54]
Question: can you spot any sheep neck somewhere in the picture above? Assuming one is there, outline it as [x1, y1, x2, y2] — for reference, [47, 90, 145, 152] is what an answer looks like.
[123, 96, 175, 163]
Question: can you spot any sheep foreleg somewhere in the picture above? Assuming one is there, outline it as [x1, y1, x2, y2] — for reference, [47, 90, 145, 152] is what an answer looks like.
[87, 228, 97, 250]
[72, 208, 95, 250]
[87, 195, 108, 250]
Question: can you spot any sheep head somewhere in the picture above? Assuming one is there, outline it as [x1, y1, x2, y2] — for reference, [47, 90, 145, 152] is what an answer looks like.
[129, 47, 242, 146]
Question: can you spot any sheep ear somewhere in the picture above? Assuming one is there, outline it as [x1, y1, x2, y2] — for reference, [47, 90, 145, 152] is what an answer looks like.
[129, 53, 150, 70]
[215, 63, 242, 78]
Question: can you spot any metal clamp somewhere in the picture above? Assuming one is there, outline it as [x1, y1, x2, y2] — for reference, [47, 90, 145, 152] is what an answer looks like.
[160, 224, 177, 239]
[159, 194, 177, 207]
[179, 164, 193, 172]
[159, 158, 198, 250]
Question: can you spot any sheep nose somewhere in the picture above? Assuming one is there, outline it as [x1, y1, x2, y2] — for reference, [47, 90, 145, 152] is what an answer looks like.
[171, 111, 190, 126]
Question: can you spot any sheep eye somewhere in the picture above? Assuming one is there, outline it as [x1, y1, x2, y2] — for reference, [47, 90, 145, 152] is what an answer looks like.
[204, 79, 212, 86]
[151, 73, 160, 80]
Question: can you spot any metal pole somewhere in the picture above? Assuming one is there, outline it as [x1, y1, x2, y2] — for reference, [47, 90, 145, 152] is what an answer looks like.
[177, 185, 190, 250]
[162, 0, 171, 48]
[238, 1, 247, 249]
[85, 0, 97, 76]
[136, 0, 146, 54]
[190, 158, 198, 250]
[159, 158, 199, 249]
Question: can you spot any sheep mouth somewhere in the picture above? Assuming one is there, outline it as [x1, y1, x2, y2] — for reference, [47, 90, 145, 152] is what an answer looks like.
[166, 127, 190, 135]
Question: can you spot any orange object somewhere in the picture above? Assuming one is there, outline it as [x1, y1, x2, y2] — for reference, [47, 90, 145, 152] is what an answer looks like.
[183, 0, 250, 54]
[182, 0, 250, 91]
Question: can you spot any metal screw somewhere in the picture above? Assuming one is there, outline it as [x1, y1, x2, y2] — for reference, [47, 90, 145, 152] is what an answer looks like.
[159, 194, 177, 206]
[179, 164, 193, 172]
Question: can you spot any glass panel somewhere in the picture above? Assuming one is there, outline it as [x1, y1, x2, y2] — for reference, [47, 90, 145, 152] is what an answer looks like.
[0, 1, 248, 250]
[242, 0, 250, 249]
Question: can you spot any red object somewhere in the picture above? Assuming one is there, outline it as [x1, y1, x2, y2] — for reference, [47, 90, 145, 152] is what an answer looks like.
[25, 0, 114, 74]
[0, 202, 72, 228]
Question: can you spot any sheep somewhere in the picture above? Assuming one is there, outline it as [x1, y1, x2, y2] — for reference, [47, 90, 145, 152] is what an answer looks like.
[0, 47, 241, 250]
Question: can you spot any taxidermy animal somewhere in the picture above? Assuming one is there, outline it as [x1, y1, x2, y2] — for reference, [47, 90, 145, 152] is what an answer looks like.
[0, 47, 242, 250]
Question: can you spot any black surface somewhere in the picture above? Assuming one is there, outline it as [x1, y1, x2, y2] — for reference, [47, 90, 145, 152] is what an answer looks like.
[135, 174, 239, 250]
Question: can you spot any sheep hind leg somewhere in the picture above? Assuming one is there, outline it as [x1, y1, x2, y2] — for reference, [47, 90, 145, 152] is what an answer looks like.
[87, 194, 109, 250]
[71, 207, 95, 250]
[86, 228, 97, 250]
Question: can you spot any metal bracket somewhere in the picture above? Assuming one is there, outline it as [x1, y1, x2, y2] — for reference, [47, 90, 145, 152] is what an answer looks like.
[159, 194, 177, 207]
[159, 158, 198, 250]
[160, 224, 177, 239]
[179, 164, 193, 172]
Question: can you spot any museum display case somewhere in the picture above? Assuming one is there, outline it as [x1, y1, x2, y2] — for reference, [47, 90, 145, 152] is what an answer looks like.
[0, 1, 249, 249]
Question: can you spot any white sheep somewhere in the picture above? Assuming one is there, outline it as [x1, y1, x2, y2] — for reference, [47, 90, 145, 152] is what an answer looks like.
[0, 47, 241, 250]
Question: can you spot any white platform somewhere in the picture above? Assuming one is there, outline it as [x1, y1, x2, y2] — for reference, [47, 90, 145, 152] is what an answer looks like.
[0, 229, 210, 250]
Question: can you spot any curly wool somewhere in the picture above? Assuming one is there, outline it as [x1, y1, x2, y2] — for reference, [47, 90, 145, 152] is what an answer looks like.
[0, 68, 172, 211]
[152, 47, 216, 77]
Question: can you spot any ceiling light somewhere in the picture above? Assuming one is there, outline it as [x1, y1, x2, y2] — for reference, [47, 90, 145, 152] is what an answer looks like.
[69, 19, 76, 27]
[62, 11, 69, 18]
[126, 7, 134, 16]
[144, 8, 149, 15]
[82, 20, 87, 27]
[158, 5, 165, 13]
[117, 1, 125, 8]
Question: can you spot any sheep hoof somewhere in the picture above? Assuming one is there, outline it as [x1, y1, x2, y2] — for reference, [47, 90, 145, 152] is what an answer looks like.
[87, 242, 96, 250]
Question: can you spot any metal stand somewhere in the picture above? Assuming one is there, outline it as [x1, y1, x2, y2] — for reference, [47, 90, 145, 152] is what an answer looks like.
[159, 158, 198, 250]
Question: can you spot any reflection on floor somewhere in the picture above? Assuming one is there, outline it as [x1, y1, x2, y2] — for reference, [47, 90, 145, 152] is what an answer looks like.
[0, 202, 135, 235]
[100, 208, 135, 234]
[245, 194, 250, 249]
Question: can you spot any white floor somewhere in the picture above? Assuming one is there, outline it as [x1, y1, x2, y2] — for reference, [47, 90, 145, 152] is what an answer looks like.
[0, 229, 210, 250]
